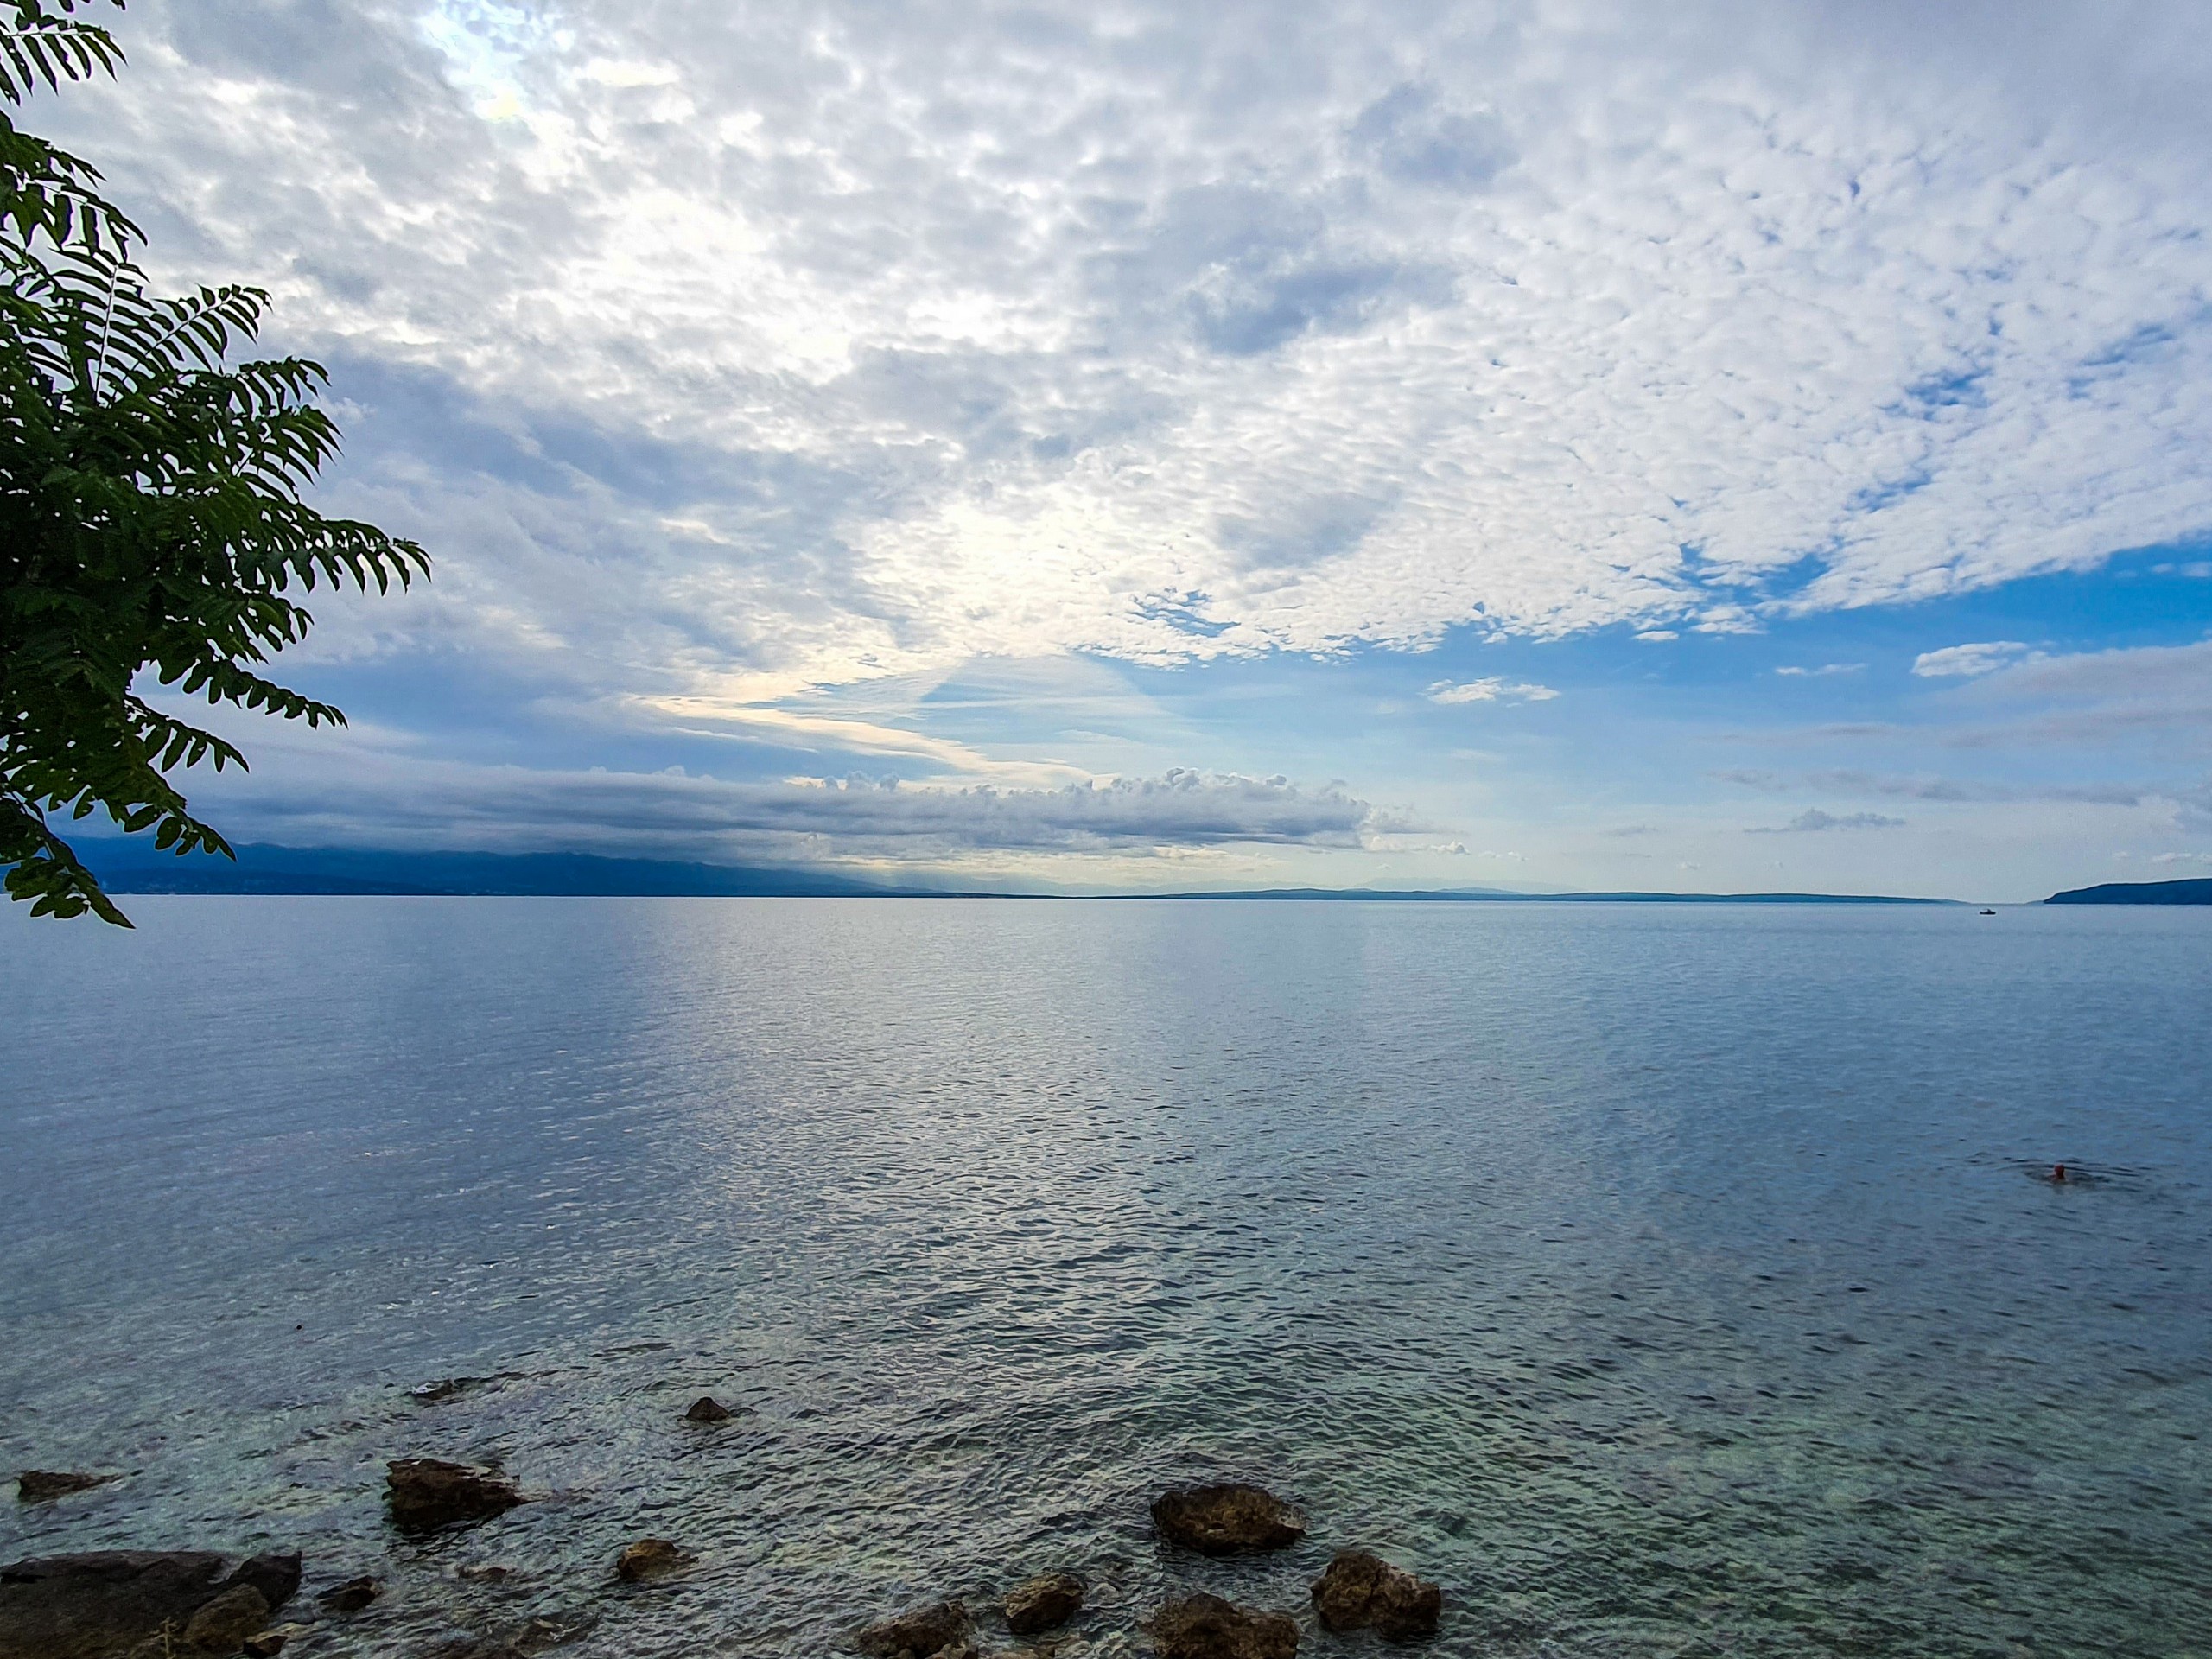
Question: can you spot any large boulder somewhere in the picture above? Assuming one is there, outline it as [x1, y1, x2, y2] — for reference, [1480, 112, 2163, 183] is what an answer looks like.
[1310, 1551, 1440, 1642]
[14, 1471, 114, 1503]
[386, 1459, 524, 1533]
[1145, 1593, 1299, 1659]
[1149, 1485, 1306, 1555]
[0, 1551, 300, 1659]
[855, 1599, 969, 1658]
[1003, 1572, 1083, 1636]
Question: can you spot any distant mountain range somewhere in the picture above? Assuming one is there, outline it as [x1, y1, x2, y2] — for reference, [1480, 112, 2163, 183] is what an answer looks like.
[79, 842, 1955, 904]
[2045, 878, 2212, 905]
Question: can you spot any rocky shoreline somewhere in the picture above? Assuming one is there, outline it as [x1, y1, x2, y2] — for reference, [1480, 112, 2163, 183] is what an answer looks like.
[5, 1440, 1442, 1659]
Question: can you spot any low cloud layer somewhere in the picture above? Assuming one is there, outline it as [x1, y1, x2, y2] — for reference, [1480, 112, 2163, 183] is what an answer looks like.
[1751, 810, 1907, 834]
[181, 746, 1378, 867]
[1718, 767, 2153, 808]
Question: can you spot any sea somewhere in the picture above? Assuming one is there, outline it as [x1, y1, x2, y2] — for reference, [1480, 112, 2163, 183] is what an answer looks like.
[2, 897, 2208, 1657]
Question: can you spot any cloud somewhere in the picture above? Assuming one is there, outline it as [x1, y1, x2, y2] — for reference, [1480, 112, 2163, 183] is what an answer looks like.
[1715, 767, 2149, 806]
[180, 743, 1379, 864]
[1934, 639, 2212, 750]
[636, 697, 1088, 785]
[1350, 83, 1516, 192]
[1635, 630, 1680, 642]
[1751, 809, 1907, 833]
[1776, 663, 1866, 677]
[36, 0, 2212, 708]
[1427, 677, 1560, 705]
[1913, 642, 2033, 678]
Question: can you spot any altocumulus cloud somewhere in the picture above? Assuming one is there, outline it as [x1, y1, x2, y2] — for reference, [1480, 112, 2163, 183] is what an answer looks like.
[44, 0, 2212, 706]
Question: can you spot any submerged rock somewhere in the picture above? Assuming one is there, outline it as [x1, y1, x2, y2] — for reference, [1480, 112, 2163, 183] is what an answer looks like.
[1004, 1572, 1084, 1636]
[1145, 1593, 1299, 1659]
[1310, 1551, 1440, 1643]
[1149, 1485, 1306, 1555]
[386, 1459, 524, 1533]
[410, 1378, 491, 1404]
[13, 1471, 113, 1503]
[320, 1575, 383, 1614]
[243, 1624, 309, 1657]
[613, 1539, 690, 1583]
[855, 1599, 970, 1658]
[683, 1397, 732, 1424]
[423, 1609, 595, 1659]
[0, 1550, 300, 1659]
[182, 1584, 269, 1652]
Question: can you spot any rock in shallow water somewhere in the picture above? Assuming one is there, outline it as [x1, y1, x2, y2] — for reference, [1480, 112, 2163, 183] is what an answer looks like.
[855, 1599, 970, 1658]
[319, 1575, 382, 1614]
[225, 1555, 302, 1618]
[1149, 1484, 1306, 1555]
[0, 1552, 300, 1659]
[1145, 1593, 1299, 1659]
[182, 1584, 269, 1652]
[683, 1396, 732, 1423]
[613, 1539, 690, 1582]
[0, 1552, 223, 1659]
[1311, 1551, 1441, 1642]
[1004, 1572, 1084, 1636]
[386, 1459, 524, 1533]
[12, 1471, 113, 1503]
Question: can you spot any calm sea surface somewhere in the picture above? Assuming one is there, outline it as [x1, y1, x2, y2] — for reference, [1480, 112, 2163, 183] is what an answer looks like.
[2, 898, 2209, 1657]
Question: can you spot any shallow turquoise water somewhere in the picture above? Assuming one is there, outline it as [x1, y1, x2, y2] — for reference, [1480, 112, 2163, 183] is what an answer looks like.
[2, 897, 2208, 1656]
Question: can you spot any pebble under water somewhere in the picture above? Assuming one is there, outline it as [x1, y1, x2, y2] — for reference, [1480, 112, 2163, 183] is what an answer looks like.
[2, 897, 2209, 1657]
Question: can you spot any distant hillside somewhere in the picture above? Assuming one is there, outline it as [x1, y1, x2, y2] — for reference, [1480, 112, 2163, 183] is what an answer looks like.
[1157, 888, 1948, 904]
[73, 841, 1964, 904]
[83, 842, 926, 899]
[2046, 878, 2212, 906]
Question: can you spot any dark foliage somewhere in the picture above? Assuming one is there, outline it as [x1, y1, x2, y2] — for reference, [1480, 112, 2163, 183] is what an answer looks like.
[1, 0, 426, 924]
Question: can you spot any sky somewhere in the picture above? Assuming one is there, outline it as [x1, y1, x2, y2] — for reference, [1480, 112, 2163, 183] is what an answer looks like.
[47, 0, 2212, 899]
